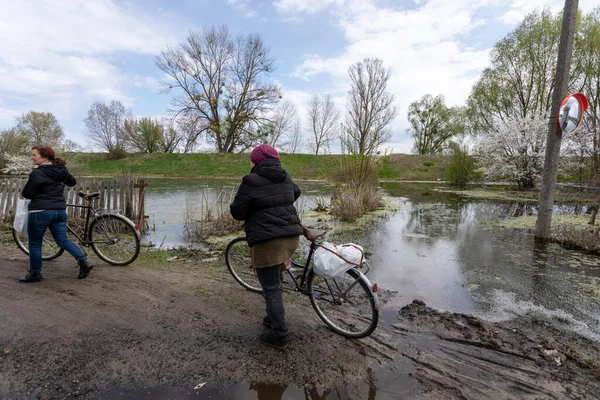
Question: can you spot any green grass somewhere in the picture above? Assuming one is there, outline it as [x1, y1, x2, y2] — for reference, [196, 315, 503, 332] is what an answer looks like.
[68, 152, 339, 180]
[62, 151, 589, 183]
[379, 154, 451, 181]
[66, 152, 455, 181]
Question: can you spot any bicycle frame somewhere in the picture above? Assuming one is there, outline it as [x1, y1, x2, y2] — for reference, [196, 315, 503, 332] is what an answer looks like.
[283, 241, 373, 306]
[64, 203, 94, 246]
[65, 200, 126, 246]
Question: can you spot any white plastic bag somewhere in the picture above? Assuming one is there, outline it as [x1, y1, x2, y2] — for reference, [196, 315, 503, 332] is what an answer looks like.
[313, 242, 364, 278]
[13, 198, 30, 235]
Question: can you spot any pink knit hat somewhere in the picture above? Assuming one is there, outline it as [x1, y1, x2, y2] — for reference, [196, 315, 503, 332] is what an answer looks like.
[250, 144, 280, 164]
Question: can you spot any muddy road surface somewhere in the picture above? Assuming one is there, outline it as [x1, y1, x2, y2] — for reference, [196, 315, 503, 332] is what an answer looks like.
[1, 244, 599, 399]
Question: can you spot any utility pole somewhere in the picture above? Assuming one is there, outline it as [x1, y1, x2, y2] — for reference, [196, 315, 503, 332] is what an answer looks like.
[535, 0, 579, 239]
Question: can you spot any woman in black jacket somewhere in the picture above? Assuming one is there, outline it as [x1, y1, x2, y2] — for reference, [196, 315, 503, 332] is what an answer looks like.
[230, 144, 303, 349]
[19, 145, 93, 283]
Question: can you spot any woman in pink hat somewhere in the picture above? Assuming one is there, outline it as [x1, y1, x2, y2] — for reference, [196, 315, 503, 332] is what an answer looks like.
[230, 144, 303, 349]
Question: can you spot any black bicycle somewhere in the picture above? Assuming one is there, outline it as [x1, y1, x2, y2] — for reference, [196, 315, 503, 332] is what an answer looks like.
[225, 228, 379, 339]
[13, 191, 141, 266]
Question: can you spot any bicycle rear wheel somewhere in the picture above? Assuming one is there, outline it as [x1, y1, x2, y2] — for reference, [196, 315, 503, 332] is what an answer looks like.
[308, 268, 378, 339]
[12, 228, 64, 261]
[90, 214, 140, 266]
[225, 237, 263, 293]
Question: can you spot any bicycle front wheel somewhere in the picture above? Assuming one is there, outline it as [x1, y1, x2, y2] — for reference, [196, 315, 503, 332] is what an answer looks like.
[90, 215, 140, 266]
[13, 228, 64, 261]
[225, 237, 263, 293]
[308, 268, 378, 339]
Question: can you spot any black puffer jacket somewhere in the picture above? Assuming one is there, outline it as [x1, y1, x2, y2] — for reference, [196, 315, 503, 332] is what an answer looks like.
[230, 159, 303, 246]
[22, 164, 76, 210]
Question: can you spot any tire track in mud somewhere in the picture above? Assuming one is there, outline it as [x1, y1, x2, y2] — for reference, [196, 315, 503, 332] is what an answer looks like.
[391, 300, 600, 399]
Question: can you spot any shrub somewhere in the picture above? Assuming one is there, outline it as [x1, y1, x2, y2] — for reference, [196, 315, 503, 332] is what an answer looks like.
[330, 185, 364, 222]
[313, 197, 329, 212]
[446, 142, 476, 186]
[329, 155, 383, 222]
[107, 146, 128, 160]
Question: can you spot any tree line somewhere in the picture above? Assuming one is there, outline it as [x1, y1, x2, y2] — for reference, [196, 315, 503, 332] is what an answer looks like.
[1, 24, 398, 169]
[408, 7, 600, 190]
[3, 8, 600, 191]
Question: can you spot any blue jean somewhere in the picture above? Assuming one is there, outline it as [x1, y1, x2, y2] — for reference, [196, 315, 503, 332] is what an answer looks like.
[256, 264, 288, 338]
[28, 209, 85, 274]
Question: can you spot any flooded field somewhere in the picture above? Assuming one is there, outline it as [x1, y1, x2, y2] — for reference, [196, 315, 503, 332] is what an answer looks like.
[144, 180, 600, 341]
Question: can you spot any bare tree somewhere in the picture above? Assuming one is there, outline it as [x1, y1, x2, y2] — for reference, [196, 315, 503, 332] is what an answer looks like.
[155, 25, 281, 153]
[84, 101, 130, 153]
[341, 58, 397, 155]
[172, 115, 200, 153]
[307, 94, 339, 155]
[285, 119, 303, 154]
[16, 111, 64, 148]
[61, 139, 82, 153]
[257, 100, 298, 147]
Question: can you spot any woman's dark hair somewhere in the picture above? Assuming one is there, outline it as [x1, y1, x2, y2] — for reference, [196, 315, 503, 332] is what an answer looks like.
[31, 145, 67, 165]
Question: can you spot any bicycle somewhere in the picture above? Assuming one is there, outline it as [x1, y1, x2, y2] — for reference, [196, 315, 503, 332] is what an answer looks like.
[13, 191, 141, 266]
[225, 227, 379, 339]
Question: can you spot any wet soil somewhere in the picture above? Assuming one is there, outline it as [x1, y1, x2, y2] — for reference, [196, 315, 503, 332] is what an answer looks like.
[1, 245, 599, 400]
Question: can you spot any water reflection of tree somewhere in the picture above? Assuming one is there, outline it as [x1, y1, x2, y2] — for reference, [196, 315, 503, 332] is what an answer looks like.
[404, 203, 461, 241]
[511, 202, 535, 217]
[402, 201, 539, 244]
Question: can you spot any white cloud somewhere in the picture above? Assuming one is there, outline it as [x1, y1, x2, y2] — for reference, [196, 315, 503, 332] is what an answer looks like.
[273, 0, 342, 14]
[285, 0, 492, 153]
[0, 0, 177, 119]
[132, 75, 163, 93]
[0, 1, 173, 59]
[226, 0, 258, 17]
[0, 107, 23, 124]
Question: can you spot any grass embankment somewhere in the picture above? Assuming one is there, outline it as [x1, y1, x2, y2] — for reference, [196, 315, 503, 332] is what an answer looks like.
[66, 152, 452, 181]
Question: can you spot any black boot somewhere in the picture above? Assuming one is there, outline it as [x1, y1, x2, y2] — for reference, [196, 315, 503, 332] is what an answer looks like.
[19, 273, 43, 283]
[77, 259, 94, 279]
[259, 332, 288, 350]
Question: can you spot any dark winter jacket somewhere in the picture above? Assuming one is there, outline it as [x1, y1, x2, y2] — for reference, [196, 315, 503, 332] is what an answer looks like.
[230, 159, 303, 246]
[22, 164, 76, 210]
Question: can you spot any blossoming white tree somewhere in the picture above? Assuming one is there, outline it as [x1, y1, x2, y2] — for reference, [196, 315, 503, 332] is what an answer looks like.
[476, 113, 567, 190]
[1, 155, 32, 175]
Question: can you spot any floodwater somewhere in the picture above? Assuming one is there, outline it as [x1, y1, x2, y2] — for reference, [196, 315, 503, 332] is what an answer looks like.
[139, 179, 600, 399]
[144, 179, 600, 340]
[143, 179, 327, 249]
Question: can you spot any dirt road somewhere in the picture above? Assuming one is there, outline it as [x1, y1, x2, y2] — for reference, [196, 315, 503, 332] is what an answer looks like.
[1, 244, 599, 399]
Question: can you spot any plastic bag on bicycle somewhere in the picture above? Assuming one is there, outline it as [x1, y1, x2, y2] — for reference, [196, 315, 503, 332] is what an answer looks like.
[313, 242, 364, 278]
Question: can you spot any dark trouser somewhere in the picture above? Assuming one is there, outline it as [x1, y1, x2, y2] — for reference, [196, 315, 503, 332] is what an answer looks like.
[256, 264, 288, 338]
[28, 209, 86, 274]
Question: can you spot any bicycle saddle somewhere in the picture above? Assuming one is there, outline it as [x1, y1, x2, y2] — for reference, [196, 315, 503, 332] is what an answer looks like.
[302, 225, 326, 242]
[78, 191, 100, 200]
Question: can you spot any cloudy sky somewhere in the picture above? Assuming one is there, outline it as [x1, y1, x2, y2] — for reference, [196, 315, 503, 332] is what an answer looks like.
[1, 0, 599, 153]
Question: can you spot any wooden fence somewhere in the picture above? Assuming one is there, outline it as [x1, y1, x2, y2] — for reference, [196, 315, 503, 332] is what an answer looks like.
[0, 178, 148, 230]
